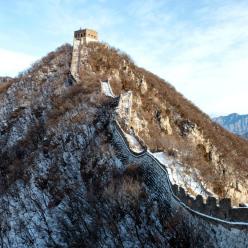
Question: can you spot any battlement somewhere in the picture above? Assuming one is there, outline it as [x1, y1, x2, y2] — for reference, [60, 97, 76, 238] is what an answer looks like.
[172, 184, 248, 222]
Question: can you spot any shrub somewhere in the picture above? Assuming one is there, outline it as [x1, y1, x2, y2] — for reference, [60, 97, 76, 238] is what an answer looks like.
[124, 164, 143, 181]
[0, 81, 12, 94]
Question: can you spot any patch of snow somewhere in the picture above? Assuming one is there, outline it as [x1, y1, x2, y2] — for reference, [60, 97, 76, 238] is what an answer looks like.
[101, 80, 115, 97]
[124, 132, 144, 153]
[149, 152, 171, 165]
[149, 151, 215, 198]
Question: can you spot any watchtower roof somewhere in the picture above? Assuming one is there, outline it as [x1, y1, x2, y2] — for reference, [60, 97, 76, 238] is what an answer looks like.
[74, 28, 98, 40]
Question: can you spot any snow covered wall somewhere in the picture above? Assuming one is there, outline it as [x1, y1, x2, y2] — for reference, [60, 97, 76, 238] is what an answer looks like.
[101, 80, 115, 98]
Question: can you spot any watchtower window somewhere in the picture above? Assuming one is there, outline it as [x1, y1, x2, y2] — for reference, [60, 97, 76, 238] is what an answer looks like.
[74, 29, 98, 41]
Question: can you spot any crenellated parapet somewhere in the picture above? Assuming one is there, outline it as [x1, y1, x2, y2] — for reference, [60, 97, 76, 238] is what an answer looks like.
[171, 184, 248, 222]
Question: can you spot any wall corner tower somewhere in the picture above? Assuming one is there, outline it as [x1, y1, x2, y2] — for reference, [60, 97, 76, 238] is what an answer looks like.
[70, 28, 99, 80]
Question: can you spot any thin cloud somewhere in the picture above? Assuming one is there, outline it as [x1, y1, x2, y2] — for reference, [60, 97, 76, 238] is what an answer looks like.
[0, 0, 247, 115]
[0, 49, 36, 77]
[118, 0, 248, 115]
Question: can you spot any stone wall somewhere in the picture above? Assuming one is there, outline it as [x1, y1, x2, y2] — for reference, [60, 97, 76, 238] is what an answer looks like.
[70, 29, 98, 80]
[70, 37, 83, 80]
[110, 120, 248, 227]
[172, 184, 248, 222]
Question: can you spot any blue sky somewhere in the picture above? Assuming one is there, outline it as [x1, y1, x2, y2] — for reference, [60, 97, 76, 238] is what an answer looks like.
[0, 0, 248, 116]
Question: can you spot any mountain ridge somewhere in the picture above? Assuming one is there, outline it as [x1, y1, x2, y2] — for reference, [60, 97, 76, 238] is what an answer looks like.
[214, 113, 248, 139]
[0, 42, 247, 247]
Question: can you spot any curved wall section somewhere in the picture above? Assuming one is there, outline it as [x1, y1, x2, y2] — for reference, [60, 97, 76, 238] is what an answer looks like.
[110, 120, 248, 228]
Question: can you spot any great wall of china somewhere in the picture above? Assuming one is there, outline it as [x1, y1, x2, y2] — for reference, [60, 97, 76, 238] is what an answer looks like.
[111, 120, 248, 227]
[100, 79, 248, 227]
[69, 26, 248, 227]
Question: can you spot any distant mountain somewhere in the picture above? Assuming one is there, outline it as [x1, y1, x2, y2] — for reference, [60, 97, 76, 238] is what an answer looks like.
[213, 113, 248, 138]
[243, 132, 248, 139]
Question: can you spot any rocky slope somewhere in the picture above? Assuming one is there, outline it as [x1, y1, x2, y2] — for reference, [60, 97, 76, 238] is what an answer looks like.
[0, 44, 195, 247]
[0, 43, 247, 247]
[243, 132, 248, 139]
[83, 43, 248, 205]
[214, 113, 248, 139]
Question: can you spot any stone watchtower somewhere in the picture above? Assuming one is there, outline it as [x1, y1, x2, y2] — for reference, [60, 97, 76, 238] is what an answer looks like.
[70, 28, 99, 80]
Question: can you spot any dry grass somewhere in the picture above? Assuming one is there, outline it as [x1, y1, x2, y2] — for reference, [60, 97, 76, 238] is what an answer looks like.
[0, 81, 12, 94]
[87, 42, 134, 74]
[104, 174, 142, 205]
